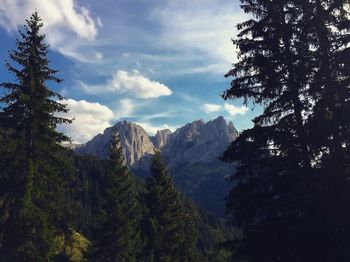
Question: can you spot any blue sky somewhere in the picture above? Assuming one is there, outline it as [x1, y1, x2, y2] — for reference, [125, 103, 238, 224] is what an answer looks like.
[0, 0, 260, 143]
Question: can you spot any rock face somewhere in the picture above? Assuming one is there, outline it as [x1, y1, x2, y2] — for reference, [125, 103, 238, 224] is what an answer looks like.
[162, 116, 238, 167]
[75, 116, 238, 168]
[75, 121, 155, 168]
[153, 129, 172, 149]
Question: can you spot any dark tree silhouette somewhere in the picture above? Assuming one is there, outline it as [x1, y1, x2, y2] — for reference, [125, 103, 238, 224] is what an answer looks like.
[223, 0, 350, 261]
[0, 12, 71, 261]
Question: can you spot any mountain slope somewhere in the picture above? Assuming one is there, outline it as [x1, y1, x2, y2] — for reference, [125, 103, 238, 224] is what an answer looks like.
[75, 116, 237, 216]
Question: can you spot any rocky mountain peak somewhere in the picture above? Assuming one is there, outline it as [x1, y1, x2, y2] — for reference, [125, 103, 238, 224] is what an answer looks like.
[161, 116, 238, 167]
[228, 121, 238, 139]
[165, 119, 204, 144]
[75, 121, 155, 167]
[212, 115, 226, 124]
[75, 116, 238, 168]
[154, 129, 172, 149]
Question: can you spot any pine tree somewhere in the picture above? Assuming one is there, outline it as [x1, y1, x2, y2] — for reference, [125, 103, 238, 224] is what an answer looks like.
[303, 1, 350, 259]
[181, 201, 202, 262]
[223, 0, 350, 261]
[307, 0, 350, 162]
[222, 1, 317, 260]
[92, 134, 142, 262]
[143, 152, 185, 262]
[0, 12, 71, 261]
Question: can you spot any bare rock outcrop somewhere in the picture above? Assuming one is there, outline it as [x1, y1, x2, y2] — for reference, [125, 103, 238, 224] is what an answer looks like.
[161, 116, 238, 167]
[153, 129, 172, 149]
[75, 116, 238, 169]
[75, 121, 155, 167]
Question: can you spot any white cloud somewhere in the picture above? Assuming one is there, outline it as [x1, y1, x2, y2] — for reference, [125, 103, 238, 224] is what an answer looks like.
[138, 112, 173, 121]
[57, 47, 103, 64]
[79, 70, 173, 99]
[147, 67, 155, 74]
[151, 0, 248, 74]
[97, 17, 103, 28]
[202, 103, 222, 114]
[113, 98, 135, 119]
[58, 99, 114, 144]
[175, 64, 228, 75]
[201, 102, 249, 116]
[224, 103, 248, 116]
[0, 0, 98, 62]
[58, 98, 176, 142]
[109, 70, 172, 99]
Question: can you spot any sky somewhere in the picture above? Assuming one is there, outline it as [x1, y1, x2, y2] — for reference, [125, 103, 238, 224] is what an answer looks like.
[0, 0, 260, 143]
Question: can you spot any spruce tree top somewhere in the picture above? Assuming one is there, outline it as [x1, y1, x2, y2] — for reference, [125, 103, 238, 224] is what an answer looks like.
[0, 12, 71, 150]
[144, 152, 185, 261]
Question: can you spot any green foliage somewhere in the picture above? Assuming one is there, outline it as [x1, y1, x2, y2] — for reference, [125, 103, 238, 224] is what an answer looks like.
[142, 152, 186, 262]
[223, 0, 350, 261]
[0, 12, 72, 261]
[68, 154, 106, 238]
[204, 248, 232, 262]
[181, 200, 205, 262]
[198, 210, 235, 262]
[170, 163, 232, 217]
[92, 135, 142, 261]
[66, 153, 229, 261]
[55, 228, 91, 262]
[133, 162, 232, 217]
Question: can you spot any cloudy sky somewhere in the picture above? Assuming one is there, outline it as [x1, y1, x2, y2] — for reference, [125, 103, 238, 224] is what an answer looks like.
[0, 0, 260, 143]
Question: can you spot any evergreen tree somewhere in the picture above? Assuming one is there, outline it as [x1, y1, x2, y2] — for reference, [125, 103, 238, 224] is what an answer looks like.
[182, 201, 203, 262]
[0, 12, 71, 261]
[307, 0, 350, 162]
[303, 1, 350, 259]
[143, 152, 185, 262]
[223, 0, 350, 261]
[222, 0, 318, 261]
[92, 134, 141, 262]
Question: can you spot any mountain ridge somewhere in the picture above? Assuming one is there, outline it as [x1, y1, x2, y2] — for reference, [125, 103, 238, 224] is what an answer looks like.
[74, 116, 237, 216]
[75, 116, 238, 169]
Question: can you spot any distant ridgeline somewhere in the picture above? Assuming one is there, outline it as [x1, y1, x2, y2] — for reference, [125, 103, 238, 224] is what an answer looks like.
[74, 116, 238, 216]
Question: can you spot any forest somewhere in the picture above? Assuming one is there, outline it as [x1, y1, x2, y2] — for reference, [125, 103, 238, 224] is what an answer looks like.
[1, 0, 350, 261]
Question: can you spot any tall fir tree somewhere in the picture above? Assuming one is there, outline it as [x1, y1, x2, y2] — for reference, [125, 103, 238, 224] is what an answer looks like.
[0, 12, 71, 261]
[223, 0, 350, 261]
[223, 0, 320, 261]
[92, 134, 142, 262]
[307, 0, 350, 161]
[143, 152, 185, 262]
[304, 1, 350, 259]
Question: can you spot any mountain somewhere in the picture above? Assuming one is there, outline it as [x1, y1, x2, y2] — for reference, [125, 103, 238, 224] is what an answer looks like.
[75, 116, 238, 216]
[75, 121, 155, 169]
[162, 116, 237, 167]
[76, 116, 237, 168]
[152, 129, 172, 149]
